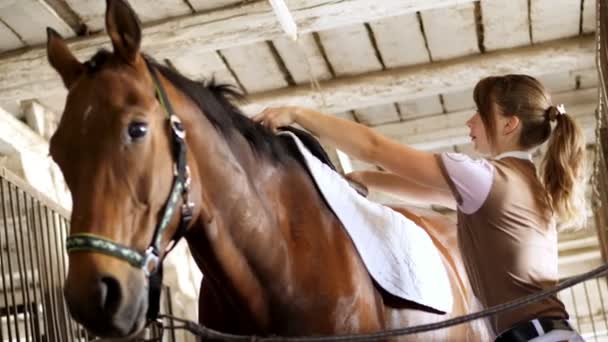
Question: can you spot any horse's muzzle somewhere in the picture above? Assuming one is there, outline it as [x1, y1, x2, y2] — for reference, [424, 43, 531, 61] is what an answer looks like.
[64, 260, 148, 338]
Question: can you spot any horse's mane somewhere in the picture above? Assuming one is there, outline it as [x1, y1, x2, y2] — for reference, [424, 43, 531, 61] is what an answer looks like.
[83, 50, 336, 170]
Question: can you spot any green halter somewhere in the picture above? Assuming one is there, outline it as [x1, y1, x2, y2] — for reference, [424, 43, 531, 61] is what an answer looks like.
[65, 59, 194, 321]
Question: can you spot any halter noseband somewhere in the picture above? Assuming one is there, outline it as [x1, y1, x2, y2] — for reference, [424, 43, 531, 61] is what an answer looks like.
[65, 60, 194, 321]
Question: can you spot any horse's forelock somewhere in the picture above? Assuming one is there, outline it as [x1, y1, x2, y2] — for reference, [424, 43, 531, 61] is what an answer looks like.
[84, 49, 113, 74]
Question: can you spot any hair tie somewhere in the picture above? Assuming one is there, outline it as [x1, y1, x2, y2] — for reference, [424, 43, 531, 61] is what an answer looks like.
[547, 104, 566, 122]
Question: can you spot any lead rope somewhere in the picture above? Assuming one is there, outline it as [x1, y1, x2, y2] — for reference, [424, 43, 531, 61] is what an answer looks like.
[141, 262, 608, 342]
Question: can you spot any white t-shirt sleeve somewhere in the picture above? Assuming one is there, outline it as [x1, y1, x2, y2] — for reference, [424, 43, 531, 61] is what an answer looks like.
[439, 152, 494, 214]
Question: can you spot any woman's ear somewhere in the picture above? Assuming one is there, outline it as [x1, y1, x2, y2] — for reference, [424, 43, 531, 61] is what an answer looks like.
[503, 115, 521, 135]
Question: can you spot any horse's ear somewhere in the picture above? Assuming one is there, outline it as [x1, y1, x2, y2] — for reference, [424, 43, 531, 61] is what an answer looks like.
[46, 27, 84, 88]
[105, 0, 141, 64]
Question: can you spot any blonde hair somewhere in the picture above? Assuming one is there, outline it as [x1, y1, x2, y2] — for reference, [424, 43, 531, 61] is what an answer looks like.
[473, 74, 587, 229]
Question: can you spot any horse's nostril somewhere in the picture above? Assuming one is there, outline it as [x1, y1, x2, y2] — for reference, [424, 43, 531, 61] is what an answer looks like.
[98, 276, 122, 315]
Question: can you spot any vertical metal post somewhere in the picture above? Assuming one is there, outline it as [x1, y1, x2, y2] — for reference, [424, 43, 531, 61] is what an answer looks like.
[571, 286, 583, 332]
[583, 281, 599, 340]
[12, 186, 32, 342]
[35, 202, 58, 342]
[1, 179, 20, 341]
[595, 277, 608, 333]
[24, 196, 43, 342]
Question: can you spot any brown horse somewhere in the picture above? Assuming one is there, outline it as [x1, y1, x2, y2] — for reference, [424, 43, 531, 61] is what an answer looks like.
[46, 0, 490, 340]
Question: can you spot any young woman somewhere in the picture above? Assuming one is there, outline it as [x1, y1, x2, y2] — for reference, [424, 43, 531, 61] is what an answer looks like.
[254, 74, 586, 341]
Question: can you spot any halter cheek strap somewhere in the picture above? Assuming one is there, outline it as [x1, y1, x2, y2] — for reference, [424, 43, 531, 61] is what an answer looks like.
[65, 60, 194, 322]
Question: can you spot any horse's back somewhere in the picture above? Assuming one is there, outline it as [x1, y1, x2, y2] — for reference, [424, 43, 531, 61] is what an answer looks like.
[380, 206, 492, 341]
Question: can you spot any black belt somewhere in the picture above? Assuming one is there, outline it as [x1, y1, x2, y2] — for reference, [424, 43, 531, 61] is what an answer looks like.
[495, 317, 574, 342]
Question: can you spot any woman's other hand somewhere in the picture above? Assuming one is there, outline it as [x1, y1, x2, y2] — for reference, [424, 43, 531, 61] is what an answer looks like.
[253, 107, 299, 132]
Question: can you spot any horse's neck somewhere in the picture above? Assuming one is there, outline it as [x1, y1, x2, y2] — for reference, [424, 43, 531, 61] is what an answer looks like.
[185, 124, 300, 328]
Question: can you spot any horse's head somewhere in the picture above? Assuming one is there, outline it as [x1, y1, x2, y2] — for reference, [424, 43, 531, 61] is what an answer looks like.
[46, 0, 198, 337]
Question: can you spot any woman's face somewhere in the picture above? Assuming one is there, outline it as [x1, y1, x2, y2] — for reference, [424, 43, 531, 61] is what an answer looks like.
[466, 111, 492, 155]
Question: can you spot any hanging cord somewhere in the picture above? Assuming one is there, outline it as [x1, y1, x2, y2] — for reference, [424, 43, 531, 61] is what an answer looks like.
[293, 36, 328, 110]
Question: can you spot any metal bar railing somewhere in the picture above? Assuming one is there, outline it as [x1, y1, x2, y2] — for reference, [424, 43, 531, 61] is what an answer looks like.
[583, 281, 599, 340]
[1, 177, 20, 342]
[559, 275, 608, 340]
[0, 167, 175, 342]
[12, 183, 32, 342]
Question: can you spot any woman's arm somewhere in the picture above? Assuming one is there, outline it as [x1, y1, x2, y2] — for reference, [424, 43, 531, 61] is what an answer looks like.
[347, 170, 456, 210]
[254, 106, 451, 194]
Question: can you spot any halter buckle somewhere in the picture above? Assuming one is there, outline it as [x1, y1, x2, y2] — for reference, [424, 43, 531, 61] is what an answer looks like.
[170, 115, 186, 139]
[181, 201, 195, 220]
[142, 247, 160, 277]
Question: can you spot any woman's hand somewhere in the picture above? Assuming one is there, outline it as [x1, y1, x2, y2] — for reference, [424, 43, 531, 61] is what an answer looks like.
[252, 107, 299, 132]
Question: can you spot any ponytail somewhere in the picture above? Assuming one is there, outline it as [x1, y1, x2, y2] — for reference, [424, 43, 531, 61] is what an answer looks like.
[540, 108, 587, 229]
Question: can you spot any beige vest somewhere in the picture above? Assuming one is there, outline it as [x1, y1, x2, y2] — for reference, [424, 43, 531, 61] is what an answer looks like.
[440, 156, 567, 334]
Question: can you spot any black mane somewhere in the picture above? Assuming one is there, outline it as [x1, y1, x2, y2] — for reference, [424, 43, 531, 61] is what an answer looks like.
[83, 50, 336, 170]
[147, 58, 336, 170]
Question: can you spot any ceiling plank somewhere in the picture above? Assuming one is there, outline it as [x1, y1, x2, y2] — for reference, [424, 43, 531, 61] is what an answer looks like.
[354, 103, 400, 126]
[170, 51, 239, 87]
[220, 42, 288, 93]
[0, 19, 24, 52]
[187, 0, 243, 12]
[40, 0, 83, 33]
[530, 0, 580, 43]
[576, 67, 599, 89]
[537, 71, 578, 93]
[272, 33, 332, 85]
[242, 36, 595, 115]
[62, 0, 104, 32]
[0, 0, 477, 104]
[64, 0, 192, 32]
[127, 0, 192, 23]
[420, 2, 479, 60]
[442, 89, 474, 112]
[397, 95, 444, 121]
[317, 24, 383, 76]
[481, 0, 530, 51]
[0, 0, 74, 45]
[582, 0, 596, 34]
[369, 14, 430, 68]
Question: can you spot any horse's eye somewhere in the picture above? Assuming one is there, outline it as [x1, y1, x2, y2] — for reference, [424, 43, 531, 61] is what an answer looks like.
[127, 121, 148, 140]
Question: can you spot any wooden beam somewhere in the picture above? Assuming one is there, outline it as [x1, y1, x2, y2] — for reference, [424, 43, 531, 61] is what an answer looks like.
[0, 106, 71, 208]
[0, 106, 47, 156]
[22, 100, 47, 137]
[373, 88, 598, 151]
[242, 36, 595, 115]
[592, 152, 608, 262]
[400, 107, 596, 151]
[0, 0, 475, 104]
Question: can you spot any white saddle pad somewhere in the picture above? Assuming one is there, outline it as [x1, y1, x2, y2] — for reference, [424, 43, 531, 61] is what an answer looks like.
[280, 131, 453, 313]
